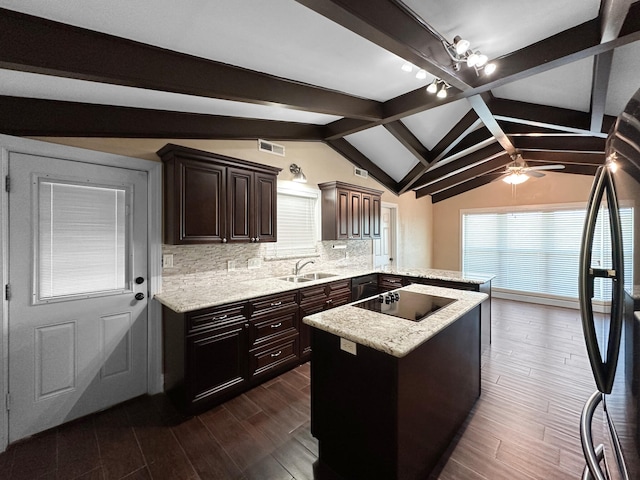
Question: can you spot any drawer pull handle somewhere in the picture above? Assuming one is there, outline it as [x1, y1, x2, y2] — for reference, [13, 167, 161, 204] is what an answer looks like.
[326, 299, 333, 304]
[388, 280, 401, 284]
[271, 322, 282, 329]
[214, 315, 227, 321]
[271, 350, 282, 358]
[270, 301, 282, 307]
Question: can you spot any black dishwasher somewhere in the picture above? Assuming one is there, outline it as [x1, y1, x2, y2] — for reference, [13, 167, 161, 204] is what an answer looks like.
[351, 274, 379, 301]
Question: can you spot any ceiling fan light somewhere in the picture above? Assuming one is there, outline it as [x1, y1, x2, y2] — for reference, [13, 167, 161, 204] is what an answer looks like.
[484, 62, 497, 75]
[503, 173, 529, 185]
[401, 62, 413, 72]
[426, 79, 438, 93]
[436, 84, 448, 98]
[416, 69, 427, 80]
[453, 36, 470, 55]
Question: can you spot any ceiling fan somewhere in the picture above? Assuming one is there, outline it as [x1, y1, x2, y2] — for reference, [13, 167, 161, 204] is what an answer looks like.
[496, 153, 565, 184]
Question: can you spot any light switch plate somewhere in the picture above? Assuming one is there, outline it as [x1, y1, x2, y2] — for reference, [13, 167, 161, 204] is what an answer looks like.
[227, 260, 236, 271]
[340, 338, 357, 355]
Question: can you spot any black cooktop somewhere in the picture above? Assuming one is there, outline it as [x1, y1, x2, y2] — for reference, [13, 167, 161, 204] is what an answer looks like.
[354, 291, 457, 322]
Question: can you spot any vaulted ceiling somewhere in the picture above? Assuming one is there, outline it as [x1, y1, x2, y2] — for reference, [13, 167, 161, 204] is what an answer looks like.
[1, 0, 639, 201]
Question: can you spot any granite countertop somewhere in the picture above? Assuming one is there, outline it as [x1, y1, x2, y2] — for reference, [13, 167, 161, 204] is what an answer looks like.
[154, 267, 494, 313]
[302, 283, 487, 358]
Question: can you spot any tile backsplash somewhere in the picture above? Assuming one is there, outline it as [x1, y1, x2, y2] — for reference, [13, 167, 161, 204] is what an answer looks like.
[161, 240, 373, 293]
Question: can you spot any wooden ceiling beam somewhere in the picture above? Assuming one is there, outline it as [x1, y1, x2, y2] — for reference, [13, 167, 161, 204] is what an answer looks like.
[519, 150, 605, 166]
[467, 94, 517, 155]
[325, 138, 399, 193]
[0, 95, 326, 140]
[397, 112, 481, 193]
[0, 8, 382, 121]
[431, 175, 497, 203]
[490, 98, 615, 136]
[416, 154, 511, 196]
[413, 142, 505, 194]
[589, 50, 614, 133]
[293, 0, 471, 90]
[384, 121, 430, 167]
[511, 135, 606, 152]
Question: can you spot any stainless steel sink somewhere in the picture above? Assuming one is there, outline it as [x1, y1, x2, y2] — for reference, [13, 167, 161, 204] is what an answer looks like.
[300, 272, 337, 280]
[278, 272, 337, 283]
[278, 276, 313, 283]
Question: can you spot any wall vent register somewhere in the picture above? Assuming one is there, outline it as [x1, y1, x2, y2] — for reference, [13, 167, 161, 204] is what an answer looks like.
[354, 291, 456, 322]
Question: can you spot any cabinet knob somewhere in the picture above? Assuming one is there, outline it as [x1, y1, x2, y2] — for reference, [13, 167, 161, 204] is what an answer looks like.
[256, 237, 260, 242]
[251, 237, 256, 242]
[222, 238, 228, 243]
[244, 323, 249, 328]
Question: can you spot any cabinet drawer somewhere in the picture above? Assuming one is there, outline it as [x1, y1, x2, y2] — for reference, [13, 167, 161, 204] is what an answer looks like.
[379, 275, 406, 291]
[328, 293, 352, 309]
[186, 302, 247, 334]
[299, 285, 327, 303]
[249, 306, 298, 348]
[250, 335, 299, 379]
[327, 279, 351, 296]
[250, 291, 298, 317]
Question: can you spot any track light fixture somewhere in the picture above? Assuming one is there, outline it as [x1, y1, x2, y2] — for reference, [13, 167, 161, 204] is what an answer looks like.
[289, 164, 307, 183]
[426, 78, 450, 99]
[443, 35, 496, 76]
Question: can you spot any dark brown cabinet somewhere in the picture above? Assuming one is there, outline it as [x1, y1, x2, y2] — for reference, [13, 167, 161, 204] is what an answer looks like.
[163, 301, 250, 413]
[299, 279, 351, 361]
[319, 181, 382, 240]
[378, 274, 410, 291]
[248, 291, 300, 380]
[159, 144, 280, 244]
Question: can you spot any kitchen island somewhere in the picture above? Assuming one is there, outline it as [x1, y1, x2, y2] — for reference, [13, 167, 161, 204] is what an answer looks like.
[304, 284, 487, 480]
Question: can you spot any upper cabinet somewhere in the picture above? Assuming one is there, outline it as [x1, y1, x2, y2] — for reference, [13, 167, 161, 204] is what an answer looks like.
[319, 181, 383, 240]
[159, 144, 280, 245]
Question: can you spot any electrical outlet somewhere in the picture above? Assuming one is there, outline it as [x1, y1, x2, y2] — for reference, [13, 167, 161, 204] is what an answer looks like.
[340, 338, 357, 355]
[162, 254, 174, 268]
[227, 260, 236, 271]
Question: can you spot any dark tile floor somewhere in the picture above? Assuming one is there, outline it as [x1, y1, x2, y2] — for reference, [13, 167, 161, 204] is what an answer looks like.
[0, 299, 599, 479]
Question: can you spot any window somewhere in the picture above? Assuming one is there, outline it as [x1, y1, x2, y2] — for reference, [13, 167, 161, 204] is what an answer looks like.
[462, 204, 633, 302]
[264, 183, 320, 258]
[36, 179, 130, 302]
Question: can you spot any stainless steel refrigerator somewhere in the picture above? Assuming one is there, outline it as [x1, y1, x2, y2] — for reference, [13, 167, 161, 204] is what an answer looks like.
[579, 89, 640, 480]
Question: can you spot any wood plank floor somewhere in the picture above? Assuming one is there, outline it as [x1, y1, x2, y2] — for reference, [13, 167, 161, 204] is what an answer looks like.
[0, 299, 599, 479]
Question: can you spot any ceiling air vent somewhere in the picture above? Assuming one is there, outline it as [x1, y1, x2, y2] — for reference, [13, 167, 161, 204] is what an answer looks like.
[258, 139, 285, 156]
[354, 167, 368, 178]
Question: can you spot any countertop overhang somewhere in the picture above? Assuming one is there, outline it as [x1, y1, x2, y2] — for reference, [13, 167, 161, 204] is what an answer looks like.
[302, 283, 487, 358]
[154, 267, 494, 313]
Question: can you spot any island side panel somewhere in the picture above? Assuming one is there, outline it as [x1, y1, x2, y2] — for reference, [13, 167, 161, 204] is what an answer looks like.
[397, 306, 481, 480]
[310, 328, 399, 480]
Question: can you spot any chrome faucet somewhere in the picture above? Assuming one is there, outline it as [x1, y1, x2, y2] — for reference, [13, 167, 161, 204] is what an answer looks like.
[295, 259, 315, 276]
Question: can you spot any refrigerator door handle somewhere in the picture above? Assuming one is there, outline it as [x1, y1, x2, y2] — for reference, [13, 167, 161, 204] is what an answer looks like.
[578, 166, 625, 394]
[581, 391, 607, 480]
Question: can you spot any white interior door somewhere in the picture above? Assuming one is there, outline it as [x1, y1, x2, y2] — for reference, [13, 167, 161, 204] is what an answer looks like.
[7, 152, 148, 443]
[373, 206, 395, 270]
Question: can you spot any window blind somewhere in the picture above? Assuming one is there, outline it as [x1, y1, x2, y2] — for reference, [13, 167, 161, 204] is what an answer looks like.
[462, 205, 633, 302]
[38, 181, 128, 300]
[266, 190, 319, 258]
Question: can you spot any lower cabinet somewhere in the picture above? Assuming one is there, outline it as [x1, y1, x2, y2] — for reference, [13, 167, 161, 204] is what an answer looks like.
[299, 279, 351, 362]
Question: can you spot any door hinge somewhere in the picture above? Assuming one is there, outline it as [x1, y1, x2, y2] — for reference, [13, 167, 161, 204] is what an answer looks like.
[5, 393, 10, 411]
[4, 176, 9, 193]
[4, 284, 10, 301]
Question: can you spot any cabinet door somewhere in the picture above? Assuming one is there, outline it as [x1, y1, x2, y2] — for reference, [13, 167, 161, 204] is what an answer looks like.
[174, 159, 226, 243]
[299, 300, 325, 360]
[362, 193, 372, 238]
[349, 191, 362, 239]
[336, 189, 350, 240]
[372, 195, 381, 238]
[186, 322, 248, 405]
[254, 172, 277, 242]
[227, 167, 252, 242]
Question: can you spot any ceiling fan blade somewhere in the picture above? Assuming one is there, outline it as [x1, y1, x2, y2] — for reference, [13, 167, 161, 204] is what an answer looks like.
[526, 164, 566, 171]
[491, 173, 510, 183]
[526, 170, 545, 178]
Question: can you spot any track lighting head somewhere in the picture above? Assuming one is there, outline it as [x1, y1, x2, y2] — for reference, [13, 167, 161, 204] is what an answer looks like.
[444, 35, 496, 76]
[426, 79, 438, 94]
[426, 78, 450, 99]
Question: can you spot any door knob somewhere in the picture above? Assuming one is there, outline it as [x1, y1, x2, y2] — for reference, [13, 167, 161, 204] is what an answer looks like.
[135, 277, 145, 284]
[135, 293, 145, 301]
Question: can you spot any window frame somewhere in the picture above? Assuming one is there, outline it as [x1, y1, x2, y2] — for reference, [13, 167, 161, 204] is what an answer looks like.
[31, 173, 134, 305]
